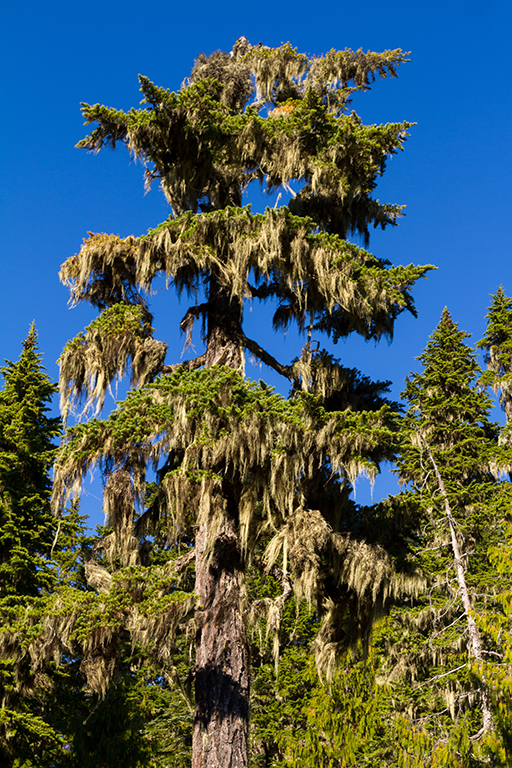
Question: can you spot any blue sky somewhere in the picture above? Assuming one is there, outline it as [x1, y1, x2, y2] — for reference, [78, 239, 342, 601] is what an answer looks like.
[1, 0, 511, 522]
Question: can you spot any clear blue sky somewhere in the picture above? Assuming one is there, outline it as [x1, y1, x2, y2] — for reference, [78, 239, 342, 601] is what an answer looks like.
[1, 0, 511, 521]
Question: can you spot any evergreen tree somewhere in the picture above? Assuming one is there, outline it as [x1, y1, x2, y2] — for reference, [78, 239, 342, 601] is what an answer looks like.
[476, 286, 512, 761]
[478, 286, 512, 426]
[49, 39, 431, 768]
[0, 331, 177, 768]
[483, 523, 512, 763]
[0, 327, 70, 764]
[276, 646, 392, 767]
[0, 325, 61, 600]
[382, 310, 512, 764]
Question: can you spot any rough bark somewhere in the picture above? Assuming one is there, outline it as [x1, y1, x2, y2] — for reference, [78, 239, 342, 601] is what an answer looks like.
[204, 277, 244, 370]
[192, 271, 249, 767]
[192, 509, 250, 768]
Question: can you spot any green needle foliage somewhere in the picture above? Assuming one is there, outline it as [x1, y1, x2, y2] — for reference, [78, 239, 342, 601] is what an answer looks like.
[45, 38, 432, 768]
[380, 309, 512, 765]
[0, 325, 61, 600]
[0, 333, 195, 768]
[276, 647, 392, 767]
[0, 329, 86, 765]
[0, 327, 62, 762]
[478, 286, 512, 425]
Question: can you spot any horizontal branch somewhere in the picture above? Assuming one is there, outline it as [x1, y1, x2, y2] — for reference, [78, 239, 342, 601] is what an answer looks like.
[415, 663, 467, 689]
[161, 354, 206, 375]
[179, 303, 209, 333]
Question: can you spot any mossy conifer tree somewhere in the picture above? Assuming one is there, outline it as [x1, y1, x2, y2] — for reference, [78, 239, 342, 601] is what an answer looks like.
[0, 330, 171, 767]
[476, 287, 512, 761]
[51, 39, 431, 768]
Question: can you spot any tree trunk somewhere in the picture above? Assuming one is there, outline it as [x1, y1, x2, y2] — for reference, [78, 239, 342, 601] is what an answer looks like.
[204, 277, 244, 371]
[192, 511, 250, 768]
[421, 437, 495, 736]
[192, 279, 248, 767]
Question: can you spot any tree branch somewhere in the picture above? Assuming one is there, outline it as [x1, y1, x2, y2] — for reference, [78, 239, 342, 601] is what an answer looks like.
[161, 354, 206, 375]
[416, 663, 468, 689]
[171, 549, 196, 573]
[180, 303, 209, 328]
[241, 335, 291, 380]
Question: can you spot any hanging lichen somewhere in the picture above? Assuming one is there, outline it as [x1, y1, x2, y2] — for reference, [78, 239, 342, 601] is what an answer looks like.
[50, 365, 409, 676]
[58, 303, 167, 423]
[60, 208, 430, 401]
[37, 38, 437, 767]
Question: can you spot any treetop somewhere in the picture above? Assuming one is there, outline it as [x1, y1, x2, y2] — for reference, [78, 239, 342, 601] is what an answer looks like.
[76, 39, 412, 236]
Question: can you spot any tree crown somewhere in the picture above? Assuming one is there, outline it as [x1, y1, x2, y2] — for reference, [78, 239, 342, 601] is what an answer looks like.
[0, 325, 61, 597]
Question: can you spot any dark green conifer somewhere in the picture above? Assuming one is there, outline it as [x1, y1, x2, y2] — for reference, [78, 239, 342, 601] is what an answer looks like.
[384, 309, 512, 762]
[0, 328, 67, 765]
[478, 286, 512, 425]
[0, 325, 61, 599]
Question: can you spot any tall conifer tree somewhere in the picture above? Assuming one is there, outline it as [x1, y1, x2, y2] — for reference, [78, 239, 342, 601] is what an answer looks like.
[476, 286, 512, 760]
[385, 310, 512, 762]
[0, 328, 69, 764]
[0, 330, 170, 767]
[0, 325, 61, 600]
[478, 286, 512, 424]
[50, 39, 431, 768]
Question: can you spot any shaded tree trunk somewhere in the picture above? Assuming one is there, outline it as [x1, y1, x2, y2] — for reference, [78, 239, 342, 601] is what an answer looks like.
[193, 278, 249, 767]
[192, 509, 250, 768]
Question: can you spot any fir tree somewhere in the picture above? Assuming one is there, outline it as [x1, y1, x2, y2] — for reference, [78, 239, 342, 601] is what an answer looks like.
[0, 327, 68, 764]
[385, 310, 512, 763]
[0, 331, 174, 768]
[276, 646, 392, 767]
[49, 39, 431, 768]
[476, 287, 512, 762]
[0, 325, 61, 600]
[478, 286, 512, 426]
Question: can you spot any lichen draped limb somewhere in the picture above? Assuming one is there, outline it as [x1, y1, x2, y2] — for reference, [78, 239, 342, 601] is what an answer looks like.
[58, 304, 167, 424]
[60, 232, 142, 309]
[51, 366, 403, 673]
[52, 367, 397, 565]
[1, 563, 195, 698]
[62, 208, 432, 348]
